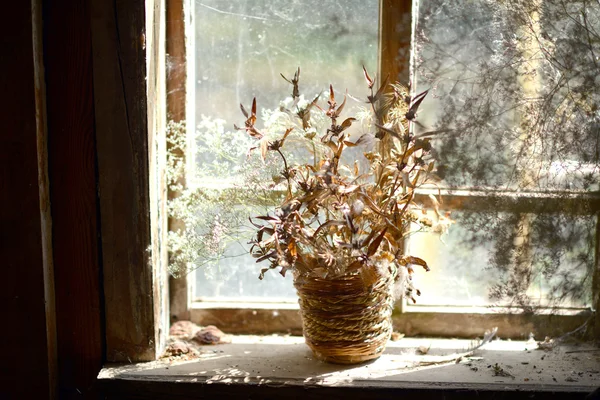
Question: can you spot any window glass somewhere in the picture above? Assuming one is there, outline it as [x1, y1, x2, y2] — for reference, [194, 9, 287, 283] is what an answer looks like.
[406, 211, 595, 308]
[414, 0, 600, 191]
[193, 0, 379, 300]
[411, 0, 598, 308]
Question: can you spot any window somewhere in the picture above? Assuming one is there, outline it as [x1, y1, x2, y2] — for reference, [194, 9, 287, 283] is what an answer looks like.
[168, 0, 599, 338]
[190, 0, 379, 301]
[406, 0, 599, 314]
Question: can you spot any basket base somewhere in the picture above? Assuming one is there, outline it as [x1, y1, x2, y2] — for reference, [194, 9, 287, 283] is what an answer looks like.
[309, 347, 384, 365]
[305, 334, 390, 365]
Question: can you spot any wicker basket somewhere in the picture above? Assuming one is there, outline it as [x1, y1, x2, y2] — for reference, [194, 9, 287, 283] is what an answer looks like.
[294, 266, 396, 364]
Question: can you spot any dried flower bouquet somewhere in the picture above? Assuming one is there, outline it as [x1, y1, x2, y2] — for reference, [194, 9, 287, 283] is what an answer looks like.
[237, 67, 452, 364]
[240, 67, 450, 301]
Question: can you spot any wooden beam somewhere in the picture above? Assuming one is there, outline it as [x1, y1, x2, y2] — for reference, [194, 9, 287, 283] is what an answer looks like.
[147, 0, 171, 355]
[190, 307, 304, 336]
[379, 0, 412, 85]
[166, 0, 186, 123]
[189, 306, 591, 340]
[413, 189, 600, 215]
[90, 0, 160, 362]
[166, 0, 191, 322]
[0, 1, 57, 397]
[43, 0, 104, 396]
[394, 310, 592, 339]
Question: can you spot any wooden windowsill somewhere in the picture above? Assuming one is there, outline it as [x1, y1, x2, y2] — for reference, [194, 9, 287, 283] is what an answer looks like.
[98, 336, 599, 399]
[191, 300, 590, 315]
[189, 303, 593, 339]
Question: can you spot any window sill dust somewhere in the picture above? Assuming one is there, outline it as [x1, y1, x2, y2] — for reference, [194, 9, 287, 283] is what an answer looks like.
[99, 334, 600, 396]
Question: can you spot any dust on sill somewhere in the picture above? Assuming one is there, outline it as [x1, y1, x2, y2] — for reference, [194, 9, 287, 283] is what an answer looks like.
[98, 335, 600, 394]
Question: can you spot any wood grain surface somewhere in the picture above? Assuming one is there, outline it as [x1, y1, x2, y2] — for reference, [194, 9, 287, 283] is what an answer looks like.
[0, 1, 56, 398]
[90, 0, 158, 362]
[379, 0, 413, 85]
[44, 0, 103, 397]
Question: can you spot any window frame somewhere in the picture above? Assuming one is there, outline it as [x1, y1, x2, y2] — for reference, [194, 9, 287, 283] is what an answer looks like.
[90, 0, 169, 362]
[166, 0, 600, 340]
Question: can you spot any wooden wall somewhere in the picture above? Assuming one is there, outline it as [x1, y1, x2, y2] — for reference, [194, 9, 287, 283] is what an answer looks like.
[0, 1, 57, 398]
[44, 0, 103, 397]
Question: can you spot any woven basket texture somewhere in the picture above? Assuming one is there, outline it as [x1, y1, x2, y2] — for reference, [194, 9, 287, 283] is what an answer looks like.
[294, 266, 395, 364]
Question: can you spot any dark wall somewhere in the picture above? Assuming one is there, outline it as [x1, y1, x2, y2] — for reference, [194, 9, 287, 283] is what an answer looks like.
[44, 0, 103, 398]
[0, 1, 102, 399]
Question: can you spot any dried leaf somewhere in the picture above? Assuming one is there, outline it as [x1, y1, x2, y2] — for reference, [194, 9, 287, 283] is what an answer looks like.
[413, 128, 455, 139]
[280, 73, 292, 84]
[256, 250, 277, 263]
[355, 133, 375, 147]
[399, 255, 430, 272]
[362, 65, 374, 88]
[411, 169, 422, 188]
[367, 227, 388, 257]
[288, 239, 297, 257]
[258, 267, 271, 280]
[282, 127, 294, 141]
[375, 123, 401, 140]
[240, 103, 249, 118]
[335, 91, 348, 117]
[255, 215, 280, 222]
[427, 161, 435, 173]
[369, 74, 389, 103]
[248, 217, 263, 229]
[406, 89, 429, 120]
[281, 67, 301, 98]
[339, 117, 355, 131]
[360, 265, 380, 287]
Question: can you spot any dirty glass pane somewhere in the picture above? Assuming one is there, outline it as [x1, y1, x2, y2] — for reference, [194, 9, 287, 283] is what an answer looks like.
[413, 0, 600, 191]
[409, 0, 598, 308]
[193, 0, 379, 299]
[406, 211, 595, 309]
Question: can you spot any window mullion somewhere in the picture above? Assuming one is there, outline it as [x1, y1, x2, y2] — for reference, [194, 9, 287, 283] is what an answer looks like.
[379, 0, 414, 313]
[166, 0, 192, 323]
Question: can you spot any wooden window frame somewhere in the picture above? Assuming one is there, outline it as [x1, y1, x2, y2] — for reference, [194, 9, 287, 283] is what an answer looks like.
[90, 0, 169, 363]
[4, 0, 169, 398]
[164, 0, 600, 341]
